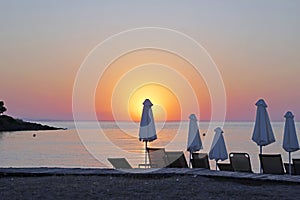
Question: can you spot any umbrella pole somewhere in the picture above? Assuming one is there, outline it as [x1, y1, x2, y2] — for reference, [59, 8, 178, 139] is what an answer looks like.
[145, 141, 148, 166]
[289, 152, 291, 175]
[260, 145, 262, 154]
[189, 151, 191, 168]
[259, 146, 262, 173]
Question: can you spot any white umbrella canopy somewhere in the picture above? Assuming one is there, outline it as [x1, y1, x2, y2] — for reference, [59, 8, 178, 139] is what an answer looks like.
[187, 114, 203, 167]
[252, 99, 275, 154]
[139, 99, 157, 165]
[139, 99, 157, 142]
[283, 111, 299, 175]
[209, 127, 228, 169]
[187, 114, 203, 152]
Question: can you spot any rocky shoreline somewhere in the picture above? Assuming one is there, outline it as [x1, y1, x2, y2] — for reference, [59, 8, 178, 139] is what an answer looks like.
[0, 115, 64, 132]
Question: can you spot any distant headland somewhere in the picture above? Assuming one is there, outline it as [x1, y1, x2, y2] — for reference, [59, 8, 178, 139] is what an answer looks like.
[0, 100, 64, 132]
[0, 115, 65, 132]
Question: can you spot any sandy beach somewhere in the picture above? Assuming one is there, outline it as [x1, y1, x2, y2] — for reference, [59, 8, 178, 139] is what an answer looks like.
[1, 174, 300, 200]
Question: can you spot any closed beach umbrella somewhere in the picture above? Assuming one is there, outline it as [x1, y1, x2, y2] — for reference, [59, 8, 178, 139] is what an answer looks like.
[252, 99, 275, 154]
[209, 127, 228, 170]
[139, 99, 157, 165]
[187, 114, 203, 167]
[283, 111, 299, 175]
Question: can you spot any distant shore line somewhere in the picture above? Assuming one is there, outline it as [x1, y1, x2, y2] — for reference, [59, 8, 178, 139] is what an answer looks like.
[0, 115, 65, 132]
[26, 120, 297, 123]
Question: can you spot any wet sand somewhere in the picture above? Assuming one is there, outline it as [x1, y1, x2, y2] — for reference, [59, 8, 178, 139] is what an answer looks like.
[1, 175, 300, 200]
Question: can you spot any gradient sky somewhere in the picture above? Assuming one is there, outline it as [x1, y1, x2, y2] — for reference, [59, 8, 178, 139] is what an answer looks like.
[1, 0, 300, 121]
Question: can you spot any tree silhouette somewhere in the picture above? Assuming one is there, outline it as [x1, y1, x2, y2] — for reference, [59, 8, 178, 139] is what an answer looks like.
[0, 101, 7, 115]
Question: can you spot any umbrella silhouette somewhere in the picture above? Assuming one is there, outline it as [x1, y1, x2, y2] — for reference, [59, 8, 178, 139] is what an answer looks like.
[139, 99, 157, 166]
[283, 111, 299, 175]
[252, 99, 275, 152]
[252, 99, 275, 173]
[209, 127, 228, 170]
[187, 114, 203, 167]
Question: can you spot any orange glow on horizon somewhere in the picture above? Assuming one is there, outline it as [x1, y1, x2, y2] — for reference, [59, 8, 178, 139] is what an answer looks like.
[95, 49, 211, 122]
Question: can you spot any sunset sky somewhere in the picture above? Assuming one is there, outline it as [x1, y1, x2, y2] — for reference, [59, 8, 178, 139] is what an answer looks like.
[1, 1, 300, 122]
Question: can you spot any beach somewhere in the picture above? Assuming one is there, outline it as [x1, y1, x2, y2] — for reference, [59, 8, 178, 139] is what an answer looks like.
[1, 121, 300, 200]
[1, 174, 300, 200]
[2, 1, 300, 199]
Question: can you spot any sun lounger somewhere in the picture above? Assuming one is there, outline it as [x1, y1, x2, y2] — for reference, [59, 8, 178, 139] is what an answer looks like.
[165, 151, 188, 168]
[107, 158, 132, 169]
[229, 152, 252, 173]
[191, 153, 210, 169]
[259, 154, 284, 175]
[217, 163, 233, 171]
[292, 159, 300, 175]
[147, 147, 169, 168]
[284, 163, 295, 175]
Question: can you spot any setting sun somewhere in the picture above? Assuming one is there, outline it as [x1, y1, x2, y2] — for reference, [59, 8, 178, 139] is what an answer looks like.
[128, 83, 181, 121]
[94, 48, 212, 122]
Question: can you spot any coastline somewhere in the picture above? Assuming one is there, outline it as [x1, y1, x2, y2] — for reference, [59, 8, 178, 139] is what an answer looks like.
[0, 115, 65, 132]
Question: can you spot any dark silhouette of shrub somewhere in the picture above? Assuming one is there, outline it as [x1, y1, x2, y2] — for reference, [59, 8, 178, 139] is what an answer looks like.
[0, 101, 7, 115]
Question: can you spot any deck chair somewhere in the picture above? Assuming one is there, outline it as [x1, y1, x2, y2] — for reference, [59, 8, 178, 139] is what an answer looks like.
[165, 151, 188, 168]
[147, 147, 169, 168]
[191, 153, 210, 169]
[217, 163, 233, 171]
[284, 163, 295, 175]
[229, 152, 252, 173]
[259, 154, 284, 175]
[107, 158, 132, 169]
[292, 159, 300, 175]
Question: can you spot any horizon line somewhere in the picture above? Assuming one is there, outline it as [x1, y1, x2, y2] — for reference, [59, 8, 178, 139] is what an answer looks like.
[26, 119, 291, 123]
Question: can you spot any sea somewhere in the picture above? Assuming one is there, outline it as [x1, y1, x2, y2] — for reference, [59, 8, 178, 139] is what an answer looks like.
[0, 121, 299, 173]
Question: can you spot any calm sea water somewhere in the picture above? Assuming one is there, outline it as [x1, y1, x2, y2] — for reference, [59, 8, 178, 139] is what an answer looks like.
[0, 121, 299, 173]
